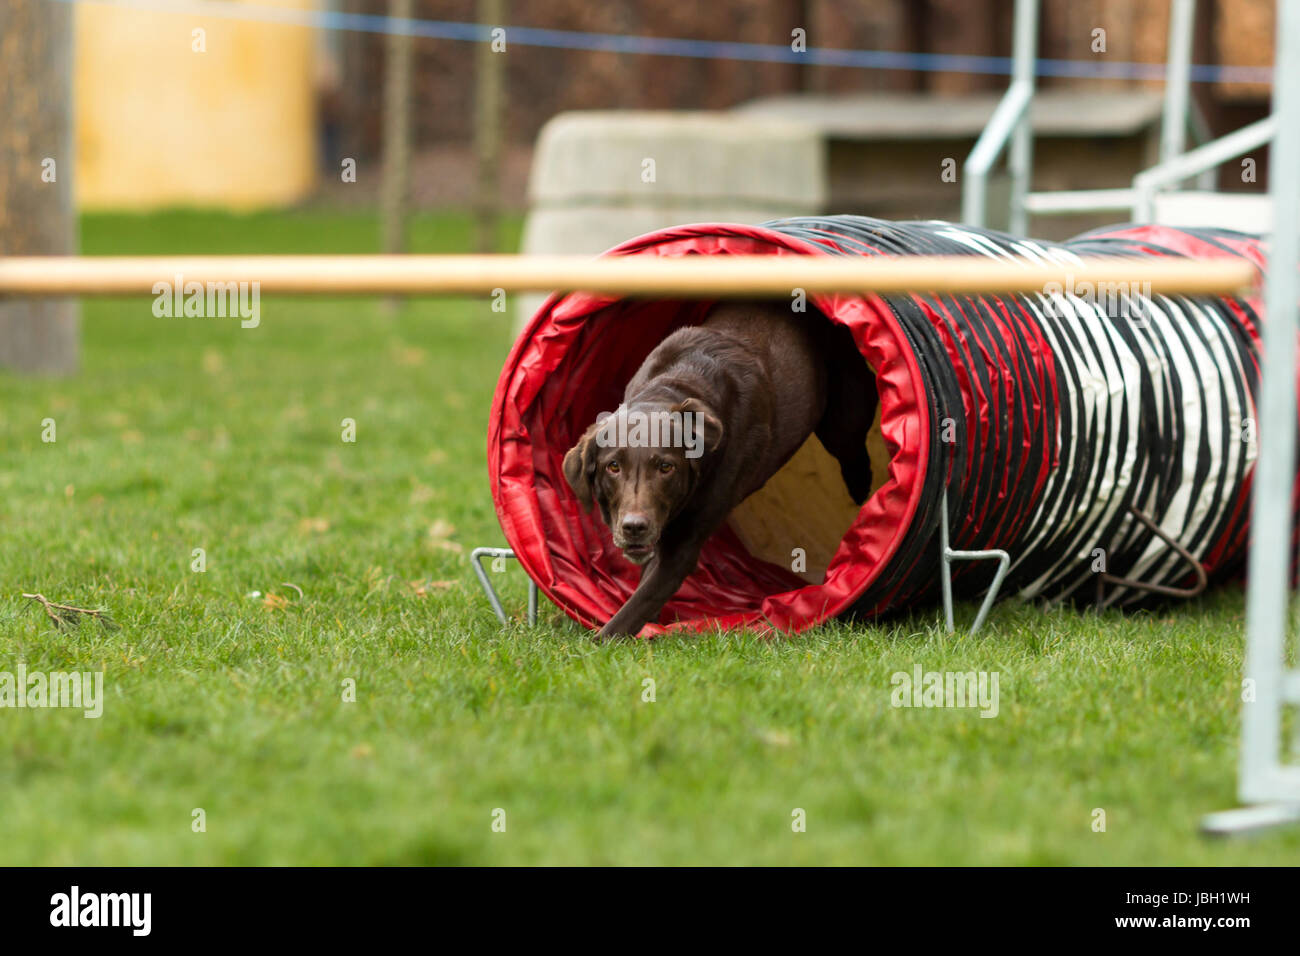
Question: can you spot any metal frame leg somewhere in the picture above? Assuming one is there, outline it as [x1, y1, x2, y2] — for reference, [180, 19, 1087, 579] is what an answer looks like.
[1006, 0, 1039, 237]
[963, 0, 1039, 231]
[1160, 0, 1196, 173]
[470, 546, 538, 626]
[939, 491, 1011, 635]
[1201, 803, 1300, 837]
[1200, 0, 1300, 838]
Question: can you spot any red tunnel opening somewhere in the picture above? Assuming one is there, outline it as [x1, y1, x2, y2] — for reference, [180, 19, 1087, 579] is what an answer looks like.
[488, 223, 933, 635]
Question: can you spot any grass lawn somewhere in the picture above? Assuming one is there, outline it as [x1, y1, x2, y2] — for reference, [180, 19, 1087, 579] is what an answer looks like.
[0, 208, 1296, 865]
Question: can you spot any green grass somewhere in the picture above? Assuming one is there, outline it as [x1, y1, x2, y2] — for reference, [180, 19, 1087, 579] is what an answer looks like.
[0, 208, 1295, 864]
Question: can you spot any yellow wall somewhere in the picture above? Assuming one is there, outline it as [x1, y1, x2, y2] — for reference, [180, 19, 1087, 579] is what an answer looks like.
[75, 0, 317, 210]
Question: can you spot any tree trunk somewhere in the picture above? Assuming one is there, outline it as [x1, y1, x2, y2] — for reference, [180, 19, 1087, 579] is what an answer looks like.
[0, 0, 79, 375]
[474, 0, 507, 254]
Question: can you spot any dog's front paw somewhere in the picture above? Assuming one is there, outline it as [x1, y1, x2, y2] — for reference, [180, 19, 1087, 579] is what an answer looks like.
[594, 624, 634, 643]
[595, 614, 645, 642]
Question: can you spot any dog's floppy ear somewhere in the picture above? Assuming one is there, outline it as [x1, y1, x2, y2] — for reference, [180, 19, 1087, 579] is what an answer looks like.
[562, 424, 601, 511]
[676, 398, 724, 454]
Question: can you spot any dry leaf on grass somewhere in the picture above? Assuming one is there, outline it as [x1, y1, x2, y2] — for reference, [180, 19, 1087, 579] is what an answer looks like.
[408, 483, 437, 505]
[408, 579, 456, 597]
[391, 345, 427, 367]
[426, 519, 463, 554]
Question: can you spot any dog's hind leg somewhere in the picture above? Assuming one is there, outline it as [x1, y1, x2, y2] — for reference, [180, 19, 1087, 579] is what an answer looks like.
[814, 349, 878, 506]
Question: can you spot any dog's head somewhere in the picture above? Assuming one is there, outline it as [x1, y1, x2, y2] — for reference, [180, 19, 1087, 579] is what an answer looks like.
[562, 399, 723, 565]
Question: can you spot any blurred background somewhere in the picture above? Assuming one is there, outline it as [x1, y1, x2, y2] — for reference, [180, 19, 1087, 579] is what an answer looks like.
[65, 0, 1276, 215]
[0, 0, 1282, 372]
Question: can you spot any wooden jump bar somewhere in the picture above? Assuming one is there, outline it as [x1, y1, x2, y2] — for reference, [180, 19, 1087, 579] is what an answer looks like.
[0, 254, 1257, 297]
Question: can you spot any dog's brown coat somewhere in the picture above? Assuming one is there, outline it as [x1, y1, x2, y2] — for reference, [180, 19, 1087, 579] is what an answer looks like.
[564, 301, 876, 638]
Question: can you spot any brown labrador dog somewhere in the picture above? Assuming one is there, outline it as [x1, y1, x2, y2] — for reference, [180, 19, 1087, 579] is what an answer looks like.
[563, 300, 877, 639]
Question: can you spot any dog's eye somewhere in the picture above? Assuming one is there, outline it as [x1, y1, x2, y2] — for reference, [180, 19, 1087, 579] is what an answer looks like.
[606, 461, 620, 475]
[658, 461, 675, 475]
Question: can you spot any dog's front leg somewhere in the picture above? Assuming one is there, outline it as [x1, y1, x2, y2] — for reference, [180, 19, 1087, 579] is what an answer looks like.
[597, 541, 704, 641]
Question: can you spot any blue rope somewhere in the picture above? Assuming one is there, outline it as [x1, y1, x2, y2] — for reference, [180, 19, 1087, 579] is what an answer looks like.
[57, 0, 1274, 84]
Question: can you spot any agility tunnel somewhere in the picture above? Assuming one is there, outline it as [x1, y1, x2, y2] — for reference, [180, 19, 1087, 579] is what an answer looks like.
[488, 215, 1273, 635]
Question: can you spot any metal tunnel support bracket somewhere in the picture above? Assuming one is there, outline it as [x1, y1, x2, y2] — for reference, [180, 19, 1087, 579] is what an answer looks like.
[470, 547, 538, 626]
[481, 488, 1015, 635]
[939, 490, 1012, 636]
[1094, 506, 1208, 610]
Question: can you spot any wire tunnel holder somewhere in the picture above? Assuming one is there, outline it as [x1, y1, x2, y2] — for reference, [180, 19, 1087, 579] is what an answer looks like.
[939, 490, 1012, 636]
[470, 547, 537, 626]
[1093, 506, 1210, 609]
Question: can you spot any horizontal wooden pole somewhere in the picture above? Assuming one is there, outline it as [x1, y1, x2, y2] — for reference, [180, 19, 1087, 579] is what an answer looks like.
[0, 254, 1257, 297]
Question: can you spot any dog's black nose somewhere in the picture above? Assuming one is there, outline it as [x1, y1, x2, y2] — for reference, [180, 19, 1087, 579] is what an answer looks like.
[620, 514, 649, 539]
